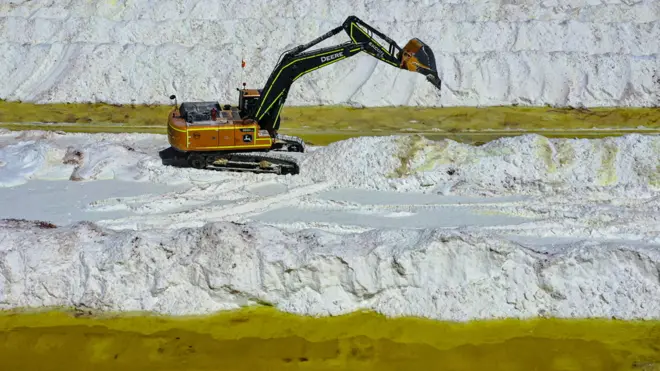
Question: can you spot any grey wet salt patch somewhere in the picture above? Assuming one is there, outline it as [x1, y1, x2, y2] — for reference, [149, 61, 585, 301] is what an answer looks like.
[0, 179, 186, 226]
[250, 206, 534, 229]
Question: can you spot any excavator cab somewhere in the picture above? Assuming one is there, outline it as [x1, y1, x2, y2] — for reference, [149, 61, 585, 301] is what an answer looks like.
[238, 87, 281, 133]
[238, 88, 261, 117]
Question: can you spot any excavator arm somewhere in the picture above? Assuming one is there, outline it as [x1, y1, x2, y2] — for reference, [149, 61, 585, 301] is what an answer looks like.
[248, 15, 442, 134]
[343, 16, 441, 84]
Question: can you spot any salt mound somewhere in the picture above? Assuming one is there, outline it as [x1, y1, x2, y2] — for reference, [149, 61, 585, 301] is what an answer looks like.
[66, 141, 149, 181]
[302, 134, 660, 195]
[404, 134, 660, 195]
[0, 137, 148, 185]
[1, 220, 659, 321]
[1, 131, 659, 196]
[0, 140, 52, 187]
[13, 130, 62, 142]
[0, 132, 224, 186]
[299, 135, 403, 189]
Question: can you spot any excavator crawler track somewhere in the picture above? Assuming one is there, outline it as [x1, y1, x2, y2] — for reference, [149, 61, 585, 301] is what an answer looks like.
[159, 147, 301, 175]
[196, 152, 300, 175]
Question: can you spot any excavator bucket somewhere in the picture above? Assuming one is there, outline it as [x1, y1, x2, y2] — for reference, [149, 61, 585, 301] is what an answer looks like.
[399, 38, 442, 90]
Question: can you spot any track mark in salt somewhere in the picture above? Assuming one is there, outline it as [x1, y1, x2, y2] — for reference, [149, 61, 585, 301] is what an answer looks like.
[383, 211, 416, 218]
[247, 181, 289, 197]
[95, 181, 335, 230]
[317, 188, 530, 206]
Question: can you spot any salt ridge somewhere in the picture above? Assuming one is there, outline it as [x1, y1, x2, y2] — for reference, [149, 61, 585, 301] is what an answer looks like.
[1, 131, 659, 195]
[1, 1, 658, 106]
[0, 219, 659, 320]
[298, 133, 660, 195]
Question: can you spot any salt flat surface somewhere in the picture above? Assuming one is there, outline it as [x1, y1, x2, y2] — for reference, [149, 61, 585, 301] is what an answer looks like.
[1, 1, 658, 106]
[0, 129, 659, 321]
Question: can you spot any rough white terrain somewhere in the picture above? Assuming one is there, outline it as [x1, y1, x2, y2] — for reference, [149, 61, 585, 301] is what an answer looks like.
[1, 0, 659, 107]
[0, 129, 659, 320]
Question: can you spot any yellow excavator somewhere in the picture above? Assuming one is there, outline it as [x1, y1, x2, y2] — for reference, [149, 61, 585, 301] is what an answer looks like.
[162, 15, 442, 175]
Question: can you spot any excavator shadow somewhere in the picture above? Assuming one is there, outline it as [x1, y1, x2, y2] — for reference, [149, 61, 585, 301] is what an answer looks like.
[158, 147, 189, 168]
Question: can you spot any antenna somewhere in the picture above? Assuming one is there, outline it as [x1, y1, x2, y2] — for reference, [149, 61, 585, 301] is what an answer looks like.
[240, 53, 248, 90]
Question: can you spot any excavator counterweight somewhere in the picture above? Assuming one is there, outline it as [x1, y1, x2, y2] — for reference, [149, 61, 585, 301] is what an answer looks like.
[163, 16, 442, 175]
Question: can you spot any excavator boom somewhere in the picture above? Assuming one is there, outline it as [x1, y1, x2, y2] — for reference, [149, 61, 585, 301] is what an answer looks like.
[250, 15, 442, 133]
